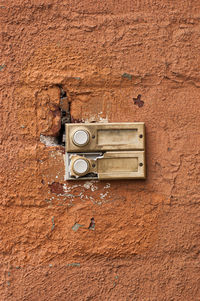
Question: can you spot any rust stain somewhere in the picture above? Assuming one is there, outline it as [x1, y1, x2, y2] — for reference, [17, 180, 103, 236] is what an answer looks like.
[48, 182, 64, 194]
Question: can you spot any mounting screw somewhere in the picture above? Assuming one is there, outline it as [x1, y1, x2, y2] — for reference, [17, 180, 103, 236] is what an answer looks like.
[139, 163, 143, 167]
[139, 134, 143, 138]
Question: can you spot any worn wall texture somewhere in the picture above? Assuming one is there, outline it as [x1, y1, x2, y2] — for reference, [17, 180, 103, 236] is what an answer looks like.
[0, 0, 200, 300]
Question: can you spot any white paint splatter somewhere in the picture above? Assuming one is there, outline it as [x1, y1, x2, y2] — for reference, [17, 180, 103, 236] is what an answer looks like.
[104, 183, 111, 189]
[83, 182, 93, 189]
[91, 185, 98, 192]
[100, 192, 108, 199]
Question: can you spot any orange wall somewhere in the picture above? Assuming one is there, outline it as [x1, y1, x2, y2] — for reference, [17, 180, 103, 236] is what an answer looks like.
[1, 0, 200, 300]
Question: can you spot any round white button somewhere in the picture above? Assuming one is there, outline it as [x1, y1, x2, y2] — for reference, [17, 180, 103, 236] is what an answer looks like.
[73, 130, 89, 146]
[73, 159, 89, 175]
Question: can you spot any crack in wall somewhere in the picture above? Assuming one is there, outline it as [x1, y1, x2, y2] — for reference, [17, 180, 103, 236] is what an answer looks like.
[170, 154, 184, 203]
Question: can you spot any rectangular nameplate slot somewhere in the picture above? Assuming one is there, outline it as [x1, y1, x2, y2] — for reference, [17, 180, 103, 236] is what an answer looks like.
[98, 157, 138, 173]
[97, 129, 137, 146]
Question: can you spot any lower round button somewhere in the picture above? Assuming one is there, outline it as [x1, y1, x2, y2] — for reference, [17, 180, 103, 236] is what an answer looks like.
[73, 158, 89, 175]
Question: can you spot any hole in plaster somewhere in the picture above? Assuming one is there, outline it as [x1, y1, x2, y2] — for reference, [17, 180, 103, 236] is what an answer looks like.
[40, 86, 71, 147]
[56, 86, 85, 144]
[60, 87, 67, 99]
[56, 86, 71, 146]
[40, 85, 86, 147]
[133, 94, 144, 108]
[88, 217, 95, 230]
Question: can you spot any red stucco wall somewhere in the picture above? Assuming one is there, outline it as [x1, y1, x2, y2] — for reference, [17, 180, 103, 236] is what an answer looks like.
[1, 0, 200, 300]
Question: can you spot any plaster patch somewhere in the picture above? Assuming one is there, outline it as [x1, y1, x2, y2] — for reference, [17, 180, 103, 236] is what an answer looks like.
[40, 134, 59, 146]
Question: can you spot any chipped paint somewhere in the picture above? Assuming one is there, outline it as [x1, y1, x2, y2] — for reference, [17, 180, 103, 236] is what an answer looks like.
[66, 263, 80, 267]
[0, 64, 5, 71]
[122, 73, 132, 80]
[51, 217, 55, 231]
[72, 223, 84, 232]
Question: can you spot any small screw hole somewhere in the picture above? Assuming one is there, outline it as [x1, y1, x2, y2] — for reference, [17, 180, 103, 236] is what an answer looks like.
[92, 135, 95, 139]
[139, 134, 143, 138]
[139, 163, 143, 167]
[92, 164, 96, 168]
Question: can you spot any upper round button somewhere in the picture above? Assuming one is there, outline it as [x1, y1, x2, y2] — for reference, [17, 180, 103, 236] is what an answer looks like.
[72, 130, 89, 146]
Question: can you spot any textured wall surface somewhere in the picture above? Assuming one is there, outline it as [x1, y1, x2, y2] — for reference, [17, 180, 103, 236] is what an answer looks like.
[0, 0, 200, 300]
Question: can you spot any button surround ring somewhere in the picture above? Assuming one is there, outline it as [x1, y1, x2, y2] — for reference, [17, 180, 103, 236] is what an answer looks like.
[72, 129, 90, 147]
